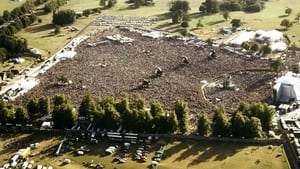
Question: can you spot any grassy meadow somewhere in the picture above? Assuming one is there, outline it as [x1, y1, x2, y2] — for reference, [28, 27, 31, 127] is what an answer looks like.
[0, 0, 24, 14]
[0, 133, 290, 169]
[14, 0, 300, 57]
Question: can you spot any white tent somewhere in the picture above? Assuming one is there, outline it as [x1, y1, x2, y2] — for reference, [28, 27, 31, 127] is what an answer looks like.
[273, 72, 300, 103]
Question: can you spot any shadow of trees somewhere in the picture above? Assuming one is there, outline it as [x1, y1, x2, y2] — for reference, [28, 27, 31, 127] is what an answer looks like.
[26, 24, 54, 33]
[187, 142, 246, 167]
[161, 140, 247, 168]
[0, 132, 63, 158]
[207, 20, 225, 26]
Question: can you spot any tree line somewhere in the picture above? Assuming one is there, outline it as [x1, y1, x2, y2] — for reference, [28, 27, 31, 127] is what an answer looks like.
[0, 0, 44, 62]
[1, 93, 275, 139]
[1, 94, 190, 134]
[197, 102, 275, 139]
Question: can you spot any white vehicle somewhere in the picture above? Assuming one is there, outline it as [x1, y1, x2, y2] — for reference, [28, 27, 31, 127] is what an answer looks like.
[22, 161, 29, 169]
[105, 146, 116, 154]
[77, 150, 84, 155]
[63, 159, 71, 164]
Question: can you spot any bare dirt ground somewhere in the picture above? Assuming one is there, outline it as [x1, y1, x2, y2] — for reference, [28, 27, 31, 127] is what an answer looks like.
[13, 28, 300, 119]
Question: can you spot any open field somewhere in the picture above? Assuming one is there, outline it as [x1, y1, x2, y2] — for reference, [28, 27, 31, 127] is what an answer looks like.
[16, 0, 102, 58]
[101, 0, 300, 45]
[0, 133, 290, 169]
[14, 0, 300, 59]
[0, 0, 24, 14]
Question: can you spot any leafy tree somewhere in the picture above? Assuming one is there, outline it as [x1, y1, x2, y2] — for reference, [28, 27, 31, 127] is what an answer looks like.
[219, 1, 241, 11]
[28, 14, 37, 23]
[212, 105, 230, 137]
[129, 108, 153, 132]
[196, 19, 204, 27]
[53, 94, 70, 106]
[0, 16, 5, 25]
[172, 9, 184, 24]
[11, 7, 24, 17]
[230, 111, 249, 137]
[38, 96, 51, 116]
[270, 57, 282, 74]
[250, 42, 259, 52]
[0, 101, 15, 124]
[241, 41, 250, 50]
[103, 103, 120, 130]
[7, 25, 18, 35]
[99, 0, 106, 6]
[52, 9, 76, 25]
[246, 116, 263, 138]
[248, 102, 275, 131]
[79, 94, 96, 117]
[261, 43, 272, 56]
[285, 7, 292, 16]
[83, 9, 90, 17]
[181, 21, 189, 28]
[122, 108, 134, 130]
[197, 112, 211, 136]
[222, 10, 230, 20]
[13, 18, 24, 30]
[170, 0, 190, 13]
[164, 111, 178, 133]
[44, 0, 58, 13]
[115, 95, 130, 115]
[3, 10, 13, 21]
[27, 97, 40, 118]
[0, 48, 7, 64]
[52, 103, 77, 129]
[132, 94, 146, 110]
[244, 3, 262, 12]
[169, 0, 190, 24]
[92, 107, 105, 127]
[199, 0, 219, 14]
[280, 19, 292, 30]
[14, 106, 29, 125]
[230, 18, 241, 28]
[150, 100, 164, 117]
[236, 101, 250, 115]
[107, 0, 117, 8]
[174, 100, 189, 134]
[153, 111, 178, 133]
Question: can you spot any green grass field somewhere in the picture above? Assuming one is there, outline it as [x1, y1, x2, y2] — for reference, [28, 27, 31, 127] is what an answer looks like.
[15, 0, 300, 57]
[0, 133, 290, 169]
[0, 0, 25, 14]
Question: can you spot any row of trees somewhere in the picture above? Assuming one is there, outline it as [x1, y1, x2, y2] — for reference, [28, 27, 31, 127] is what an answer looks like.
[127, 0, 154, 8]
[9, 94, 189, 134]
[4, 92, 275, 139]
[0, 0, 41, 61]
[0, 0, 34, 25]
[78, 94, 190, 133]
[197, 102, 275, 138]
[199, 0, 266, 15]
